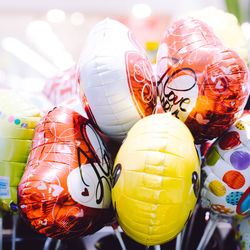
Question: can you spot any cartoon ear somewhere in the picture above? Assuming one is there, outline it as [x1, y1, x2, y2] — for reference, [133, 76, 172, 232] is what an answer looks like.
[112, 163, 122, 188]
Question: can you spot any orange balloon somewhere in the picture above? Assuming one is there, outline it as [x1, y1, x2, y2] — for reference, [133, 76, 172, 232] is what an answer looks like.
[18, 107, 113, 239]
[157, 18, 249, 143]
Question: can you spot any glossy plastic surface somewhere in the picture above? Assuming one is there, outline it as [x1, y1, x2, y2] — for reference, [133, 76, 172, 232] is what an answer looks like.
[18, 107, 114, 239]
[112, 113, 200, 246]
[77, 18, 157, 142]
[157, 18, 250, 143]
[201, 114, 250, 217]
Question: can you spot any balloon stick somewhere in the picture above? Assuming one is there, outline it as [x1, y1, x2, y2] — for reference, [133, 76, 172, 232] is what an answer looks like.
[0, 211, 2, 250]
[113, 227, 126, 250]
[154, 245, 161, 250]
[11, 214, 18, 250]
[43, 238, 53, 250]
[197, 216, 218, 250]
[175, 232, 182, 250]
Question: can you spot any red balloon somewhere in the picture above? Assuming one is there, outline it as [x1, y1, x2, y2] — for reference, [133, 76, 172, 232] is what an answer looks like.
[17, 107, 113, 239]
[157, 18, 250, 143]
[43, 65, 78, 105]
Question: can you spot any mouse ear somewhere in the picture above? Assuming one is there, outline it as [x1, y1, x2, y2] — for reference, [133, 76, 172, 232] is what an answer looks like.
[77, 18, 157, 142]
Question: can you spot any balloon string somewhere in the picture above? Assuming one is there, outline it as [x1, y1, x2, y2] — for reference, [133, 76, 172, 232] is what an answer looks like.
[113, 228, 126, 250]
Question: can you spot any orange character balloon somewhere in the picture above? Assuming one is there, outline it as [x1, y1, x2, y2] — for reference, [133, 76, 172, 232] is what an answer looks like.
[157, 18, 250, 143]
[17, 107, 113, 239]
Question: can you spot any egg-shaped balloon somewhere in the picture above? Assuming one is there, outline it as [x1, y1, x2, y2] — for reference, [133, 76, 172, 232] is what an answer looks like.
[157, 17, 250, 143]
[77, 18, 157, 142]
[111, 113, 200, 246]
[0, 89, 41, 212]
[18, 106, 113, 239]
[234, 216, 250, 250]
[201, 114, 250, 217]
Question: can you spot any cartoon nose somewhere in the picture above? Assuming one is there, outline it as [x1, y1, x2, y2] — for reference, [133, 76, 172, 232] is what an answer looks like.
[81, 187, 89, 196]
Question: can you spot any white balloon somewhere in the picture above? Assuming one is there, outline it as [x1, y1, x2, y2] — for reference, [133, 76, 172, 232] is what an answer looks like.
[78, 18, 156, 142]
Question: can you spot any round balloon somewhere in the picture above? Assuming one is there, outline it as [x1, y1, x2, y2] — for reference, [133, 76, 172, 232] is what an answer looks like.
[18, 106, 113, 239]
[0, 89, 41, 212]
[157, 17, 249, 143]
[234, 216, 250, 250]
[111, 113, 200, 246]
[77, 18, 157, 142]
[201, 114, 250, 217]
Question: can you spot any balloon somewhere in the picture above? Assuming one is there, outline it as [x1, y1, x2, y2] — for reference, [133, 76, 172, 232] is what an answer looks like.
[18, 106, 113, 239]
[77, 18, 157, 142]
[157, 17, 250, 143]
[0, 89, 41, 212]
[185, 7, 248, 63]
[43, 65, 78, 105]
[59, 96, 87, 118]
[234, 216, 250, 250]
[111, 113, 200, 246]
[201, 114, 250, 217]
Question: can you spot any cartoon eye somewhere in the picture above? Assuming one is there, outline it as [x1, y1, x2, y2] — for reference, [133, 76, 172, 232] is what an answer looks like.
[112, 164, 122, 188]
[192, 171, 200, 198]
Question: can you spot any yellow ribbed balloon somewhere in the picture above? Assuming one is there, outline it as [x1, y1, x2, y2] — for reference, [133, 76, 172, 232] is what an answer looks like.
[112, 113, 200, 246]
[0, 89, 41, 212]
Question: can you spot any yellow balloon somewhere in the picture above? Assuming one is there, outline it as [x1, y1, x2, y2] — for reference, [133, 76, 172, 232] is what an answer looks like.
[0, 89, 41, 212]
[111, 113, 200, 246]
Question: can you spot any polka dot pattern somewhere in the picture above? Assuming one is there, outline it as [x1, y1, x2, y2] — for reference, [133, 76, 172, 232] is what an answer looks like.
[226, 191, 243, 205]
[230, 151, 250, 170]
[223, 170, 245, 189]
[206, 147, 220, 166]
[235, 121, 245, 130]
[219, 131, 241, 150]
[0, 110, 29, 129]
[209, 180, 226, 196]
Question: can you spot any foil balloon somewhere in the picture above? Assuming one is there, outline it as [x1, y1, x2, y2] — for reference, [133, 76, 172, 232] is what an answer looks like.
[111, 113, 200, 246]
[0, 89, 41, 212]
[157, 17, 250, 143]
[201, 114, 250, 217]
[77, 18, 157, 142]
[18, 107, 113, 239]
[186, 7, 249, 63]
[43, 65, 78, 105]
[234, 216, 250, 250]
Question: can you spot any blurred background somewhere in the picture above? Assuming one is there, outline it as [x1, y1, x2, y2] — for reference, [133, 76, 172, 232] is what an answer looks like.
[0, 0, 249, 93]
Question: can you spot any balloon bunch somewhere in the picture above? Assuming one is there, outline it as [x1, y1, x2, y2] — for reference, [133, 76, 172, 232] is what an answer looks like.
[15, 7, 250, 250]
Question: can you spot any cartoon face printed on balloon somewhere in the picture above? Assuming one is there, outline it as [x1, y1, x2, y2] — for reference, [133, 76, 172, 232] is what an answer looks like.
[201, 114, 250, 217]
[18, 107, 113, 239]
[157, 18, 250, 143]
[112, 113, 200, 246]
[77, 18, 156, 142]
